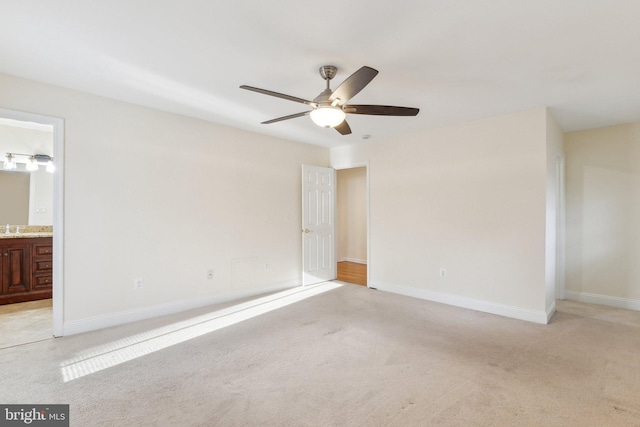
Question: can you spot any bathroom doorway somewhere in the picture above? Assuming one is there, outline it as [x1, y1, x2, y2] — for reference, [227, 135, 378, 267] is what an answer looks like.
[0, 109, 64, 346]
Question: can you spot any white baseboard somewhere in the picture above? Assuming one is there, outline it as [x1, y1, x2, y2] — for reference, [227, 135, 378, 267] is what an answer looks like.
[374, 282, 549, 324]
[338, 258, 367, 264]
[546, 300, 556, 323]
[564, 290, 640, 311]
[62, 280, 300, 336]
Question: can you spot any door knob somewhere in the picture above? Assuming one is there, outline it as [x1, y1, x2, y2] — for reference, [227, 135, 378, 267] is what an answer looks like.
[303, 228, 313, 233]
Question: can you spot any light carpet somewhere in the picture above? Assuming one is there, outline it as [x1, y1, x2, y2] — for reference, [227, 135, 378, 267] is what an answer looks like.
[1, 283, 639, 426]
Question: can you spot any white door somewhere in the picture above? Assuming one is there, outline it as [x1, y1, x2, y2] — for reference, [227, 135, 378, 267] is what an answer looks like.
[302, 165, 336, 285]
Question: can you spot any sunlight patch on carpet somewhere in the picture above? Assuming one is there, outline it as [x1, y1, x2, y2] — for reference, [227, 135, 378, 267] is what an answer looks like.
[61, 282, 342, 382]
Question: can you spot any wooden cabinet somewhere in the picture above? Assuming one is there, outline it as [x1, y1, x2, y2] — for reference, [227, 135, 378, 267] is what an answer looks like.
[0, 237, 52, 305]
[1, 242, 30, 295]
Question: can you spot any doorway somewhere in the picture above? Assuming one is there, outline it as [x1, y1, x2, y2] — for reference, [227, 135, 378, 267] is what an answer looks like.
[0, 108, 64, 343]
[336, 165, 369, 286]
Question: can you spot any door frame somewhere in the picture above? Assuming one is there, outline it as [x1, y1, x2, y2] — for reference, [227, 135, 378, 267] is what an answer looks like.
[555, 154, 566, 300]
[0, 108, 64, 337]
[333, 161, 371, 287]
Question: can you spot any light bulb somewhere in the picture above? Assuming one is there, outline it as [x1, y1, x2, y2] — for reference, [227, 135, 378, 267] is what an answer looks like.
[46, 160, 55, 173]
[3, 154, 16, 170]
[26, 156, 39, 171]
[310, 106, 346, 128]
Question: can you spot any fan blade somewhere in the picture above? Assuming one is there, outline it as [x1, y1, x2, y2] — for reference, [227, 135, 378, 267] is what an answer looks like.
[334, 120, 352, 135]
[345, 105, 419, 116]
[329, 66, 379, 105]
[261, 111, 310, 124]
[240, 85, 316, 106]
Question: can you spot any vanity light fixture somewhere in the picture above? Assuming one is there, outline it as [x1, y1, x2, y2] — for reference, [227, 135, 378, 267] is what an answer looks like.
[3, 152, 54, 173]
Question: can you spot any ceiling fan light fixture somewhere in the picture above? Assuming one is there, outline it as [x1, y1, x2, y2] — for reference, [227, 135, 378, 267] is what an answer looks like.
[310, 106, 346, 128]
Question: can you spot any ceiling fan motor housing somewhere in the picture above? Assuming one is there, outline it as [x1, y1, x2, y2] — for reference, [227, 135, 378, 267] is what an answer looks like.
[319, 65, 337, 81]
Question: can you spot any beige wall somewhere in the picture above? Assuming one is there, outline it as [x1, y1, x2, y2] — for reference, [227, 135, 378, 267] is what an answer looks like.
[0, 170, 30, 224]
[337, 167, 367, 263]
[0, 72, 329, 331]
[0, 123, 53, 157]
[565, 121, 640, 303]
[0, 70, 564, 328]
[28, 167, 54, 225]
[331, 108, 550, 322]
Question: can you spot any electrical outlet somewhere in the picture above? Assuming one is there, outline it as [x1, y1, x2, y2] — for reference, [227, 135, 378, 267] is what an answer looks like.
[133, 277, 144, 290]
[207, 269, 214, 280]
[439, 268, 447, 278]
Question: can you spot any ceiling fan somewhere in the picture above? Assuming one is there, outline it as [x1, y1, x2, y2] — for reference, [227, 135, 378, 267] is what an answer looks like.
[240, 65, 419, 135]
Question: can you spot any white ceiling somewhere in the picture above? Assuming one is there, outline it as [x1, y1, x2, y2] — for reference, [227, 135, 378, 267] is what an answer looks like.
[1, 1, 639, 148]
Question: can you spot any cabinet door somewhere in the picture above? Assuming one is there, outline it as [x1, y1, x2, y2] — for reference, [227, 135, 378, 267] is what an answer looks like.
[1, 243, 31, 294]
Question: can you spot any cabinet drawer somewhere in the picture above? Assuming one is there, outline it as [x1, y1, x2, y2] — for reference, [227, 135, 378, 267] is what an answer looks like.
[34, 244, 53, 256]
[33, 259, 53, 272]
[32, 274, 53, 289]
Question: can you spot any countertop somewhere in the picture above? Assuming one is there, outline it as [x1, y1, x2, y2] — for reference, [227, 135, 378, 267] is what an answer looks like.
[0, 232, 53, 240]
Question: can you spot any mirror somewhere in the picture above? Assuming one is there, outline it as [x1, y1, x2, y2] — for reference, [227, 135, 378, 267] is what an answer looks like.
[0, 118, 54, 226]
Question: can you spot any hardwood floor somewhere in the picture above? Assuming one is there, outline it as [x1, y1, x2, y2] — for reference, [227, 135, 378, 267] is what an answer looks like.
[337, 261, 367, 286]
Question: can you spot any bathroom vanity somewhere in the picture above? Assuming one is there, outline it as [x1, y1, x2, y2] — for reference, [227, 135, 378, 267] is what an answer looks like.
[0, 234, 52, 305]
